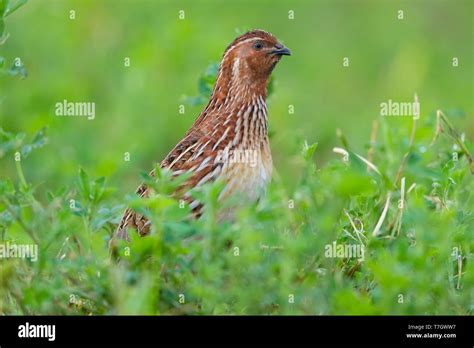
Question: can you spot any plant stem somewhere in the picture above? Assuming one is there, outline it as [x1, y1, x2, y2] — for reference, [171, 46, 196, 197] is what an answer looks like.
[1, 197, 40, 245]
[394, 116, 417, 186]
[15, 158, 28, 190]
[437, 110, 474, 174]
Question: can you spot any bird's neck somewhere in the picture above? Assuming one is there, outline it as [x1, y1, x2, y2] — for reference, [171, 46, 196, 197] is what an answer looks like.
[211, 66, 268, 107]
[192, 61, 269, 133]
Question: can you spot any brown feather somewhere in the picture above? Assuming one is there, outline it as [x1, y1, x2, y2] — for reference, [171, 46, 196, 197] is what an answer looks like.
[114, 30, 290, 241]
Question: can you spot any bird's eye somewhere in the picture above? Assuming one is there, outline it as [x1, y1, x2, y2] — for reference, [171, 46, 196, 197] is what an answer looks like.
[253, 41, 263, 50]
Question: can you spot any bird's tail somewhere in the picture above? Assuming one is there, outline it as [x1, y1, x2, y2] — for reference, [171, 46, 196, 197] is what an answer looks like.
[110, 183, 152, 250]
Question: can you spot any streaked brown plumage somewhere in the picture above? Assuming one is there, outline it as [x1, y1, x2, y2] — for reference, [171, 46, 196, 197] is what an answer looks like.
[115, 30, 291, 240]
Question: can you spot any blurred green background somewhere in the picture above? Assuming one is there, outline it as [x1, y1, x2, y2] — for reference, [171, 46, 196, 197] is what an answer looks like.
[1, 0, 473, 195]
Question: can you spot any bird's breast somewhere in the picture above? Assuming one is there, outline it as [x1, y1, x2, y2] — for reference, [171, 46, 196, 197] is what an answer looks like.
[218, 139, 272, 202]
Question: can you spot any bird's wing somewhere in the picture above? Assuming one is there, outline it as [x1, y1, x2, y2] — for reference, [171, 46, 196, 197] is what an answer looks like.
[114, 126, 231, 240]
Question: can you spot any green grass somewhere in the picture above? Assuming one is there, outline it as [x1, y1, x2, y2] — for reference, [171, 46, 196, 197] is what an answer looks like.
[1, 105, 473, 314]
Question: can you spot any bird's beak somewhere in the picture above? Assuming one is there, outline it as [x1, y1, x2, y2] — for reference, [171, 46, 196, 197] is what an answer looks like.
[272, 45, 291, 56]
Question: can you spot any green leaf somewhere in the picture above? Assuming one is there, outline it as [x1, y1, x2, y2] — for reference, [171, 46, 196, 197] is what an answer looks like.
[20, 127, 48, 157]
[4, 0, 27, 18]
[0, 0, 8, 17]
[184, 62, 219, 106]
[91, 205, 123, 230]
[79, 168, 91, 200]
[198, 76, 211, 96]
[301, 141, 318, 160]
[31, 127, 47, 147]
[204, 62, 219, 77]
[92, 177, 106, 203]
[0, 128, 25, 158]
[0, 19, 4, 38]
[71, 199, 87, 216]
[0, 178, 14, 195]
[7, 61, 27, 78]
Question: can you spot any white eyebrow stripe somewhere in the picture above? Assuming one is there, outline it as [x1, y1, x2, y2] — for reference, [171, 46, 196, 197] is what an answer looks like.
[233, 37, 265, 46]
[222, 37, 267, 60]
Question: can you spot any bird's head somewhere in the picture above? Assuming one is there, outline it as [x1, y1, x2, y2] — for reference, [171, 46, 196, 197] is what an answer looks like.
[220, 29, 291, 84]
